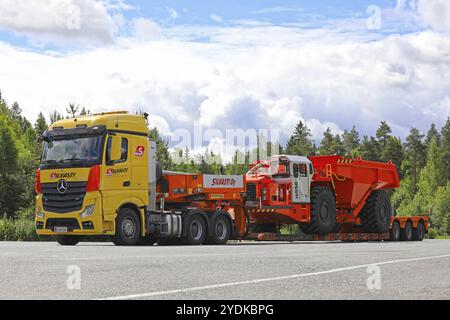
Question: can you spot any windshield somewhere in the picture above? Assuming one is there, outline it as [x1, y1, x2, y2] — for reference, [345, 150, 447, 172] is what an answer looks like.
[41, 136, 102, 165]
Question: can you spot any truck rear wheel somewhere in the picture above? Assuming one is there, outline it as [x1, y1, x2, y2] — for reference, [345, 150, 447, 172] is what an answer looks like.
[390, 221, 401, 241]
[360, 190, 391, 233]
[413, 222, 425, 241]
[112, 208, 141, 246]
[400, 221, 413, 241]
[55, 236, 80, 246]
[301, 186, 336, 235]
[183, 214, 206, 245]
[210, 215, 231, 245]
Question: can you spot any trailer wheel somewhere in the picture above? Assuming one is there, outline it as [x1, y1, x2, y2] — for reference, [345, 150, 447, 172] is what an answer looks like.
[210, 215, 231, 245]
[301, 186, 336, 235]
[360, 190, 392, 233]
[183, 214, 206, 245]
[390, 221, 401, 241]
[413, 222, 425, 241]
[112, 208, 141, 246]
[55, 236, 80, 246]
[400, 221, 413, 241]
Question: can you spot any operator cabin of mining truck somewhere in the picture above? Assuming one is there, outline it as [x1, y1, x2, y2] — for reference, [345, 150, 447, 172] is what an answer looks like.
[246, 155, 314, 205]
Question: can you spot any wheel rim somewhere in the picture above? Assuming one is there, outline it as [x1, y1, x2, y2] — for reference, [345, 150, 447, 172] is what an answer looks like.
[122, 217, 136, 238]
[319, 202, 330, 221]
[393, 224, 400, 239]
[216, 220, 227, 240]
[190, 220, 203, 241]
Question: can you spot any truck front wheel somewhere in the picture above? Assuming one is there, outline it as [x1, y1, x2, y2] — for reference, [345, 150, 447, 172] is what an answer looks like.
[183, 214, 206, 245]
[112, 208, 141, 246]
[55, 236, 80, 246]
[301, 186, 336, 235]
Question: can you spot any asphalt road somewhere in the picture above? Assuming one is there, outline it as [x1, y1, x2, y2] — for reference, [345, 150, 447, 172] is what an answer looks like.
[0, 240, 449, 300]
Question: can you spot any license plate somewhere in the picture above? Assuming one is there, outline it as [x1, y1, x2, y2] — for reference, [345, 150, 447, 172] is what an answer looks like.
[54, 227, 68, 233]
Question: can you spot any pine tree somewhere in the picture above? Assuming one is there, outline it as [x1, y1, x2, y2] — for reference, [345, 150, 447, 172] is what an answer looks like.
[358, 136, 380, 161]
[319, 128, 334, 155]
[49, 110, 63, 124]
[404, 127, 427, 194]
[285, 121, 314, 156]
[376, 121, 392, 147]
[425, 123, 441, 148]
[381, 136, 404, 174]
[342, 126, 360, 157]
[66, 103, 79, 118]
[441, 118, 450, 181]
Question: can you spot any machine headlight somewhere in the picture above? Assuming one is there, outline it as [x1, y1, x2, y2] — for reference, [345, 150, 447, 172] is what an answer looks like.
[80, 205, 95, 218]
[36, 207, 44, 219]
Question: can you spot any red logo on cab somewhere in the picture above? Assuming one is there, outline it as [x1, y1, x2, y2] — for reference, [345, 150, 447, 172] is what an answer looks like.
[135, 146, 145, 157]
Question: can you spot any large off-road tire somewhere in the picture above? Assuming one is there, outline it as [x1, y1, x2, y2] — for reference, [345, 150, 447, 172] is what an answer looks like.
[400, 221, 413, 241]
[55, 236, 80, 246]
[413, 222, 426, 241]
[112, 208, 141, 246]
[183, 213, 207, 245]
[301, 186, 336, 235]
[390, 221, 401, 241]
[209, 215, 231, 245]
[360, 190, 392, 233]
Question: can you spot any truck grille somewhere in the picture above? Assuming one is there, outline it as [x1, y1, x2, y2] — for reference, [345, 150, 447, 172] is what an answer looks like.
[45, 218, 80, 231]
[246, 183, 257, 201]
[42, 181, 87, 213]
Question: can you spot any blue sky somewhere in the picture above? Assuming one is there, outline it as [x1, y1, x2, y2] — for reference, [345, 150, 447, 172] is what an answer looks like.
[0, 0, 449, 158]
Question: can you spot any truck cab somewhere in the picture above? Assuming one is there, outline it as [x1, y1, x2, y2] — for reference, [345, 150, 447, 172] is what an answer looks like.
[35, 112, 150, 245]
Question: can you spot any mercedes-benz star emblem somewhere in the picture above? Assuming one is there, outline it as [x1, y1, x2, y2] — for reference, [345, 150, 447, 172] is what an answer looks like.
[57, 179, 68, 194]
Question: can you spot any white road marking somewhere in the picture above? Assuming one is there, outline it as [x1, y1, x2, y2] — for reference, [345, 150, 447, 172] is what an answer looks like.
[99, 253, 450, 300]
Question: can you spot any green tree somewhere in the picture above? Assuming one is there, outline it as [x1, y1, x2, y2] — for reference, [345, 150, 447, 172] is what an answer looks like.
[358, 136, 380, 161]
[49, 110, 63, 124]
[285, 121, 314, 156]
[441, 118, 450, 181]
[376, 121, 392, 148]
[342, 126, 360, 157]
[381, 136, 404, 173]
[148, 127, 173, 170]
[425, 123, 441, 148]
[66, 103, 79, 118]
[432, 183, 450, 235]
[403, 128, 427, 194]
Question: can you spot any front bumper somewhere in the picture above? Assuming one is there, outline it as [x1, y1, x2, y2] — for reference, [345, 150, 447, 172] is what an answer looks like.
[34, 192, 112, 236]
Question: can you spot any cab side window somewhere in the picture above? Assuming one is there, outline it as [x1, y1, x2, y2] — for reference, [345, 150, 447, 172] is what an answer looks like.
[293, 163, 299, 178]
[299, 164, 307, 177]
[106, 137, 128, 164]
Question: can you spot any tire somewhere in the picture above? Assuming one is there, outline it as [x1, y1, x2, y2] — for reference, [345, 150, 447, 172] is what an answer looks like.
[210, 215, 231, 245]
[413, 222, 426, 241]
[157, 238, 182, 246]
[390, 221, 401, 241]
[55, 236, 80, 246]
[360, 190, 392, 233]
[112, 208, 141, 246]
[301, 186, 336, 235]
[183, 214, 207, 245]
[400, 221, 413, 241]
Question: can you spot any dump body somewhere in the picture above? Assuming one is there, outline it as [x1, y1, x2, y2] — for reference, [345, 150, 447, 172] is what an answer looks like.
[310, 155, 400, 220]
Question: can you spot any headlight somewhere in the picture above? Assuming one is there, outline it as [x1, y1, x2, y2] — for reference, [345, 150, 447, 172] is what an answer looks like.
[80, 205, 95, 218]
[36, 207, 44, 219]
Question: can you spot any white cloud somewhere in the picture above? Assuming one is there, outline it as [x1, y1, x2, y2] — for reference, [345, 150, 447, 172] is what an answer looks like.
[418, 0, 450, 33]
[166, 7, 180, 20]
[251, 6, 304, 15]
[1, 22, 450, 160]
[210, 14, 224, 24]
[0, 0, 123, 46]
[133, 18, 161, 41]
